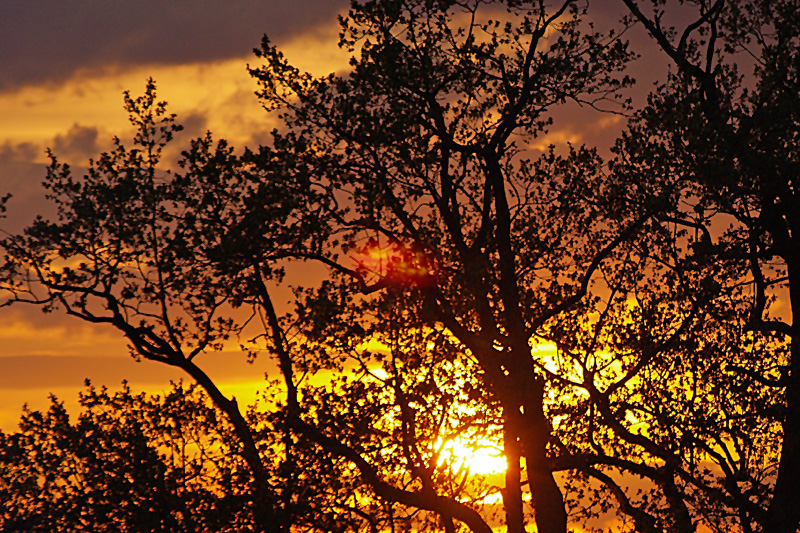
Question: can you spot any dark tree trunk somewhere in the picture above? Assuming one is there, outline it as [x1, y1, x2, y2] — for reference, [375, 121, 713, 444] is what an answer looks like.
[517, 376, 567, 533]
[521, 412, 568, 533]
[502, 421, 526, 533]
[765, 256, 800, 533]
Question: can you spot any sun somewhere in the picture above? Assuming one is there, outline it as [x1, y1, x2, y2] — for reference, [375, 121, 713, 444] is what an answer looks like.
[438, 438, 507, 476]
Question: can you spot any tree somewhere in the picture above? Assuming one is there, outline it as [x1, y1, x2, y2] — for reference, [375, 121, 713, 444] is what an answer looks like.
[248, 2, 639, 531]
[2, 1, 795, 532]
[0, 382, 260, 532]
[601, 1, 800, 531]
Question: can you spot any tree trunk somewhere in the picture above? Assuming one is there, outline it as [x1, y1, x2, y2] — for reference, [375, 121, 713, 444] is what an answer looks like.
[518, 379, 568, 533]
[503, 422, 526, 533]
[765, 257, 800, 532]
[178, 358, 279, 533]
[522, 428, 568, 533]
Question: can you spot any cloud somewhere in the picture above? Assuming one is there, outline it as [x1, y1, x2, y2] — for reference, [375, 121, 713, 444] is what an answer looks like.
[51, 124, 102, 163]
[0, 0, 351, 92]
[0, 305, 278, 431]
[0, 140, 52, 231]
[0, 42, 348, 156]
[0, 352, 271, 390]
[0, 308, 127, 359]
[0, 141, 39, 163]
[0, 355, 176, 390]
[177, 110, 209, 140]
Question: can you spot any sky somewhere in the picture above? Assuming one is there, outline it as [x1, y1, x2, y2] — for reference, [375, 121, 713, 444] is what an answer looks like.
[0, 1, 670, 433]
[0, 0, 356, 430]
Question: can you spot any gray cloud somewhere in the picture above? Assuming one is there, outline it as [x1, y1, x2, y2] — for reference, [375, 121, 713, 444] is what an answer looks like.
[0, 141, 39, 164]
[163, 110, 210, 167]
[0, 141, 51, 232]
[177, 110, 209, 140]
[0, 352, 271, 390]
[0, 0, 350, 92]
[51, 124, 101, 162]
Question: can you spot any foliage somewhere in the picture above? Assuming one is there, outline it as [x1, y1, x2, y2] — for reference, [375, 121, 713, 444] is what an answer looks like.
[0, 382, 256, 532]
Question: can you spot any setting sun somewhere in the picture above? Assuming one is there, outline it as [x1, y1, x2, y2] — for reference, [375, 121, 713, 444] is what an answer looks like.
[439, 438, 506, 476]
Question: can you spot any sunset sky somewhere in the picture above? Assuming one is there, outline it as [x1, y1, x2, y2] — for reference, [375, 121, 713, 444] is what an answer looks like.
[0, 1, 666, 432]
[0, 0, 354, 430]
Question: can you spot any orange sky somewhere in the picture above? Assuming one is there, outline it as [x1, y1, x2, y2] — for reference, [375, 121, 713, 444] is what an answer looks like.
[0, 2, 668, 432]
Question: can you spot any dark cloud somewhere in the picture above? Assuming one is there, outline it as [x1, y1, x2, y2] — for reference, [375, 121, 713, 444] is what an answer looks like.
[0, 0, 350, 92]
[0, 306, 274, 391]
[0, 141, 39, 164]
[51, 124, 101, 162]
[1, 109, 211, 227]
[0, 141, 51, 232]
[0, 352, 271, 390]
[163, 110, 210, 167]
[177, 110, 209, 140]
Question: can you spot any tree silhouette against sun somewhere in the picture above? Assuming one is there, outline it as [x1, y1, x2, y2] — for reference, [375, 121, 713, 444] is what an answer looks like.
[2, 1, 799, 533]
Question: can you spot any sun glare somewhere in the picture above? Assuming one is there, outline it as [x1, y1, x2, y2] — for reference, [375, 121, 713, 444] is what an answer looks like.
[439, 438, 506, 476]
[352, 243, 436, 287]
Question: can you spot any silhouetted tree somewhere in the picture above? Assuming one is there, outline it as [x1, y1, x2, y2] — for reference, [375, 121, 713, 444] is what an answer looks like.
[2, 1, 796, 532]
[0, 382, 258, 532]
[580, 1, 800, 532]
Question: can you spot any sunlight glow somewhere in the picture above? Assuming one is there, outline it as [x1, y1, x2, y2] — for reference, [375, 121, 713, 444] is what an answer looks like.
[368, 367, 389, 380]
[352, 243, 436, 287]
[357, 338, 391, 356]
[439, 438, 506, 476]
